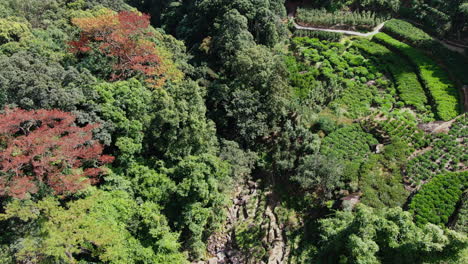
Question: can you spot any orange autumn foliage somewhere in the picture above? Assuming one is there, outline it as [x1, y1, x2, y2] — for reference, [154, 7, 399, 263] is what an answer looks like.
[70, 11, 178, 87]
[0, 108, 114, 199]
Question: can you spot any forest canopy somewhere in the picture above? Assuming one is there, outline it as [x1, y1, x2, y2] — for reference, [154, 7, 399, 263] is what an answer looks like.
[0, 0, 467, 263]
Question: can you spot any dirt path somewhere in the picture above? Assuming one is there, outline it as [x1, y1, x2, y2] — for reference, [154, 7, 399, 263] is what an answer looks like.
[418, 118, 457, 134]
[437, 39, 466, 54]
[292, 18, 467, 57]
[292, 18, 386, 37]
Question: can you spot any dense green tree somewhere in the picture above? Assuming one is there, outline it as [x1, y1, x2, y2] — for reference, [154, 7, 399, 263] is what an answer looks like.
[292, 154, 344, 201]
[0, 189, 188, 263]
[317, 204, 467, 263]
[0, 0, 129, 26]
[127, 163, 176, 204]
[219, 139, 258, 181]
[1, 0, 466, 262]
[0, 17, 32, 45]
[148, 80, 217, 163]
[404, 0, 466, 38]
[131, 0, 286, 49]
[0, 51, 117, 144]
[103, 154, 230, 260]
[269, 118, 321, 174]
[0, 51, 95, 111]
[168, 154, 230, 259]
[209, 45, 290, 146]
[82, 0, 129, 10]
[92, 79, 153, 160]
[212, 9, 255, 61]
[0, 0, 64, 28]
[313, 0, 401, 13]
[227, 0, 286, 45]
[358, 0, 401, 12]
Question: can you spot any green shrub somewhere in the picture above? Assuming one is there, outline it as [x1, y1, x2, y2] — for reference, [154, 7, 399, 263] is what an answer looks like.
[320, 124, 378, 162]
[360, 151, 409, 208]
[330, 80, 379, 118]
[353, 39, 428, 111]
[294, 29, 343, 42]
[409, 171, 467, 226]
[291, 37, 396, 118]
[317, 116, 338, 134]
[361, 111, 430, 153]
[290, 38, 364, 115]
[383, 19, 432, 47]
[406, 114, 467, 184]
[453, 192, 468, 234]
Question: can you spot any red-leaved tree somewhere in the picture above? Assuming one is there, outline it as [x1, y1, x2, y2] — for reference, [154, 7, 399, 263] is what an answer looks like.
[69, 11, 176, 87]
[0, 108, 114, 199]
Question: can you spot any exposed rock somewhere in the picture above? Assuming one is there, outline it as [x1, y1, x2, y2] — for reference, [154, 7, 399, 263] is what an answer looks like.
[341, 192, 362, 211]
[418, 119, 456, 134]
[202, 180, 289, 264]
[375, 144, 384, 153]
[264, 193, 286, 264]
[339, 189, 350, 196]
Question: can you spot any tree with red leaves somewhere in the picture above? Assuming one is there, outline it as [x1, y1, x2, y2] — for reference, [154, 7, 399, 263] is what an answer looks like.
[0, 108, 114, 199]
[69, 11, 177, 87]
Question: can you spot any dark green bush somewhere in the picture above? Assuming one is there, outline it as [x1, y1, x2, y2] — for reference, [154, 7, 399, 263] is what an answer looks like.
[383, 19, 433, 48]
[409, 171, 467, 226]
[294, 29, 343, 42]
[320, 124, 378, 162]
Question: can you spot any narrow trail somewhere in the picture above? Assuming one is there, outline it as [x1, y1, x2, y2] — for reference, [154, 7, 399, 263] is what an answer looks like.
[292, 18, 467, 55]
[292, 19, 386, 37]
[437, 39, 466, 54]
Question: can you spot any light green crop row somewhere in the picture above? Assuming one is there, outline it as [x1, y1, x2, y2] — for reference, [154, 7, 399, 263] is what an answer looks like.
[373, 33, 460, 120]
[353, 39, 427, 110]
